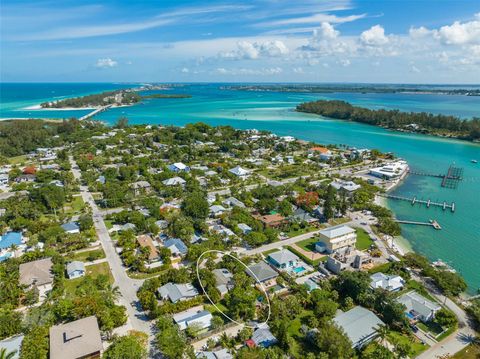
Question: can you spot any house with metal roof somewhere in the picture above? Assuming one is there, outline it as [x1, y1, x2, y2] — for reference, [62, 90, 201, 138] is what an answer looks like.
[61, 222, 80, 234]
[333, 306, 385, 349]
[209, 205, 227, 217]
[173, 308, 212, 331]
[130, 180, 152, 195]
[196, 348, 232, 359]
[228, 166, 250, 178]
[162, 176, 187, 186]
[267, 249, 299, 270]
[164, 237, 188, 256]
[168, 162, 190, 173]
[49, 316, 103, 359]
[396, 291, 441, 322]
[317, 224, 356, 253]
[158, 282, 199, 303]
[222, 197, 246, 208]
[237, 223, 252, 235]
[247, 327, 278, 348]
[246, 261, 278, 287]
[66, 261, 85, 279]
[370, 272, 405, 292]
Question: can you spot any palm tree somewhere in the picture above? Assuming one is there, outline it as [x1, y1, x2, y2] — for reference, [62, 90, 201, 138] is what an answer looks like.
[0, 348, 17, 359]
[376, 324, 390, 347]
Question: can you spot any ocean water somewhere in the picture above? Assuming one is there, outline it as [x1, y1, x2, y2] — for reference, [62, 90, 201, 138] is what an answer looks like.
[1, 83, 479, 292]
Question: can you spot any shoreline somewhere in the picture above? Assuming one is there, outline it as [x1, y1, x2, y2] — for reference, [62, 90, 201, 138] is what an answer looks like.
[22, 103, 136, 111]
[374, 170, 414, 256]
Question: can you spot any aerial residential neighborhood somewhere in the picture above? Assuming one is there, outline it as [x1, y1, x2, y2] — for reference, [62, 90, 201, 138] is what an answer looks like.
[0, 121, 477, 359]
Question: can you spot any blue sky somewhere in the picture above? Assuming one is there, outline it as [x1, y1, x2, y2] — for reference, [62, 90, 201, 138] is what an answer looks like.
[1, 0, 479, 83]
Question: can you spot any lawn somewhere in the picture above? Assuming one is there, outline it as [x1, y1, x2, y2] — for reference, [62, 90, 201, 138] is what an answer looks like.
[387, 330, 429, 357]
[8, 155, 28, 165]
[64, 262, 113, 296]
[64, 195, 85, 215]
[285, 225, 317, 238]
[70, 248, 105, 262]
[328, 217, 350, 226]
[287, 310, 314, 338]
[296, 237, 318, 252]
[417, 321, 445, 337]
[453, 344, 480, 359]
[355, 228, 373, 250]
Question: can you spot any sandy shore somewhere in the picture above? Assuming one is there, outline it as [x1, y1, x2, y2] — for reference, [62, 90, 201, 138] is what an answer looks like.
[23, 103, 135, 111]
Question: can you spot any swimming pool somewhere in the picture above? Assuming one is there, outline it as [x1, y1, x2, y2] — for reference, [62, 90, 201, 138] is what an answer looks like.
[293, 266, 306, 274]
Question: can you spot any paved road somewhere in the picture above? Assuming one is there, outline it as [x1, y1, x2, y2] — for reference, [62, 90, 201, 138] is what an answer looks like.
[415, 275, 477, 359]
[242, 228, 324, 256]
[69, 157, 155, 346]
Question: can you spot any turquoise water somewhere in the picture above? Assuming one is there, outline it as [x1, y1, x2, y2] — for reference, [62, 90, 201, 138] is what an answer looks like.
[1, 83, 479, 292]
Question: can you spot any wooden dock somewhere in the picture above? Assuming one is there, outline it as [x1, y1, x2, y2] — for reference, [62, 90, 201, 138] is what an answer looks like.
[378, 193, 455, 212]
[395, 219, 442, 230]
[408, 164, 463, 189]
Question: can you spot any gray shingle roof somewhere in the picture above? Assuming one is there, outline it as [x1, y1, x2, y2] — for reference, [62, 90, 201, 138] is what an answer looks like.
[19, 258, 53, 286]
[158, 282, 198, 303]
[246, 261, 278, 282]
[268, 249, 299, 265]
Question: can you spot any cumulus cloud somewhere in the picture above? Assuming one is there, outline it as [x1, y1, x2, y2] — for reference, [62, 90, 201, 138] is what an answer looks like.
[95, 58, 118, 68]
[436, 19, 480, 45]
[219, 40, 289, 60]
[314, 22, 339, 40]
[181, 67, 190, 73]
[360, 25, 389, 46]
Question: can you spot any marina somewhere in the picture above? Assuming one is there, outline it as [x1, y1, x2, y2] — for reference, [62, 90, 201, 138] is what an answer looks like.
[408, 164, 464, 189]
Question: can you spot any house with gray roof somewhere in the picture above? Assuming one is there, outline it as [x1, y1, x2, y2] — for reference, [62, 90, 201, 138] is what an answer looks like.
[237, 223, 252, 235]
[247, 327, 278, 348]
[246, 261, 278, 287]
[49, 316, 103, 359]
[333, 306, 385, 349]
[162, 176, 186, 186]
[370, 272, 405, 292]
[267, 249, 299, 270]
[222, 197, 246, 208]
[212, 268, 234, 296]
[173, 308, 212, 331]
[396, 291, 441, 322]
[196, 348, 232, 359]
[158, 282, 199, 303]
[19, 257, 53, 300]
[317, 224, 356, 253]
[61, 222, 80, 234]
[66, 261, 85, 279]
[291, 207, 318, 223]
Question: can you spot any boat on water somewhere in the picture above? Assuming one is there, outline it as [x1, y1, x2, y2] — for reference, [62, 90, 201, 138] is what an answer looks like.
[432, 259, 456, 273]
[471, 159, 478, 163]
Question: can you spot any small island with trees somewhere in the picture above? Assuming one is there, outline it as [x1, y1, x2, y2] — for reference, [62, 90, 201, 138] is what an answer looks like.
[296, 99, 480, 142]
[40, 90, 141, 109]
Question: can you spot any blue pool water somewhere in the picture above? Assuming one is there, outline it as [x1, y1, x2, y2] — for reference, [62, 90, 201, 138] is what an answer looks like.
[293, 266, 306, 274]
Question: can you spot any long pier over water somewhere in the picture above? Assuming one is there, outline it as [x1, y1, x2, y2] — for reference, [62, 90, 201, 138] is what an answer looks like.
[378, 193, 455, 212]
[79, 104, 112, 121]
[408, 164, 463, 189]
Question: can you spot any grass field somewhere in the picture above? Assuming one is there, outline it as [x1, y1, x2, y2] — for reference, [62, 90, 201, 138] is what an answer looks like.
[64, 262, 113, 295]
[296, 237, 318, 252]
[355, 228, 373, 250]
[64, 195, 85, 215]
[70, 248, 105, 262]
[453, 344, 480, 359]
[285, 225, 317, 238]
[8, 155, 28, 165]
[387, 330, 429, 357]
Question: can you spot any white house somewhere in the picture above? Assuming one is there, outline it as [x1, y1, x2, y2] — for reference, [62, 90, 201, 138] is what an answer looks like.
[163, 177, 187, 186]
[0, 173, 9, 186]
[396, 291, 441, 322]
[370, 272, 405, 292]
[169, 162, 190, 173]
[66, 261, 86, 279]
[209, 205, 227, 217]
[229, 166, 250, 179]
[316, 225, 357, 253]
[173, 308, 212, 331]
[330, 180, 361, 193]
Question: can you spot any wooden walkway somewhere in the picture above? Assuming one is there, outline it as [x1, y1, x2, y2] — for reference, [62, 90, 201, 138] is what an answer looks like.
[395, 219, 442, 230]
[379, 193, 455, 212]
